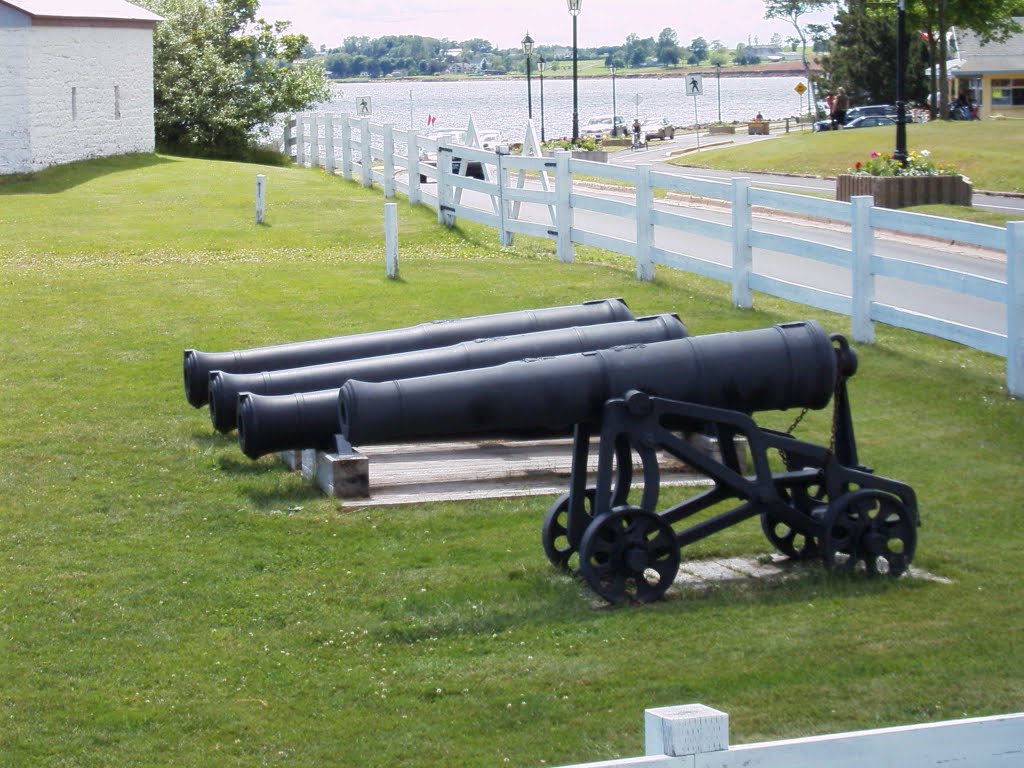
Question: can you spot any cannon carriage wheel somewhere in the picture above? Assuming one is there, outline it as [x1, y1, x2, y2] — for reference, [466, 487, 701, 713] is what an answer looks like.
[577, 506, 681, 604]
[821, 490, 916, 577]
[541, 435, 636, 573]
[761, 481, 828, 560]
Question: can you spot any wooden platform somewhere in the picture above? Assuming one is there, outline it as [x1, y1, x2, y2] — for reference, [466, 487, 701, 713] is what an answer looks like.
[281, 436, 725, 508]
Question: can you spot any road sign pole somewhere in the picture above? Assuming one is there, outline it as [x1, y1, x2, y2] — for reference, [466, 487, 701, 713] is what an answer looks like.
[693, 97, 700, 151]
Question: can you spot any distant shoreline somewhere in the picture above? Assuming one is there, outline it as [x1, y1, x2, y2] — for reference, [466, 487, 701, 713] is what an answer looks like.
[329, 61, 821, 85]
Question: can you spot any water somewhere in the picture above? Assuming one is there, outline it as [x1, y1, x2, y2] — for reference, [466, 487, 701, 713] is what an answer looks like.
[321, 75, 812, 140]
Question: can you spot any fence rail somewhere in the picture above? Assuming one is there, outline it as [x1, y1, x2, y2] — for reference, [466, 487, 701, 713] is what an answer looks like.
[549, 703, 1024, 768]
[282, 112, 1024, 396]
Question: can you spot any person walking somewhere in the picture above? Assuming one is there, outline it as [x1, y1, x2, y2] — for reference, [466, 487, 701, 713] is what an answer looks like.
[830, 87, 849, 130]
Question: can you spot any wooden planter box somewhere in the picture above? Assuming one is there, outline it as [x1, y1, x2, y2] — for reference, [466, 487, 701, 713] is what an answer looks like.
[836, 174, 972, 209]
[708, 125, 736, 135]
[747, 122, 770, 135]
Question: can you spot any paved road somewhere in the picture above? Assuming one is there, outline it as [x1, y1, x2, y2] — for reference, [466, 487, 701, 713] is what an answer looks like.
[432, 139, 1007, 336]
[613, 129, 1024, 216]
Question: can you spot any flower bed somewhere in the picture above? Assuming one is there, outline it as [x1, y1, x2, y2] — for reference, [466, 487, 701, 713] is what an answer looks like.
[837, 149, 971, 209]
[836, 173, 973, 209]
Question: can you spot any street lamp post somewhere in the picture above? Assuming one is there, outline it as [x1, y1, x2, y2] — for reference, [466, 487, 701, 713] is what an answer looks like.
[610, 64, 617, 136]
[538, 57, 546, 142]
[522, 32, 534, 120]
[567, 0, 582, 142]
[715, 63, 722, 123]
[894, 0, 909, 165]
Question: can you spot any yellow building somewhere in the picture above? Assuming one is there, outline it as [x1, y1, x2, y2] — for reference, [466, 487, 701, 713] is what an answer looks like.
[949, 18, 1024, 120]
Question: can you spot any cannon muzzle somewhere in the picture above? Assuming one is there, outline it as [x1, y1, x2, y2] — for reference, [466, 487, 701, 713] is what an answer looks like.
[184, 298, 634, 408]
[234, 314, 688, 457]
[339, 320, 838, 446]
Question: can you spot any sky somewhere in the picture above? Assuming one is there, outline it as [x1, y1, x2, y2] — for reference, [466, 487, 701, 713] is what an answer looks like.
[257, 0, 837, 52]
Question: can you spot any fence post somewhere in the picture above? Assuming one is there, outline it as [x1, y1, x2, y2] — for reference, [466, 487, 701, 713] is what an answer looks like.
[555, 150, 574, 264]
[385, 202, 399, 279]
[383, 124, 395, 199]
[323, 114, 335, 175]
[309, 113, 320, 168]
[1008, 221, 1024, 397]
[360, 117, 372, 188]
[498, 146, 513, 247]
[255, 174, 266, 224]
[295, 113, 305, 167]
[408, 132, 422, 205]
[340, 116, 352, 181]
[731, 177, 752, 308]
[644, 704, 729, 757]
[282, 115, 294, 158]
[850, 195, 876, 344]
[437, 146, 455, 228]
[635, 164, 655, 282]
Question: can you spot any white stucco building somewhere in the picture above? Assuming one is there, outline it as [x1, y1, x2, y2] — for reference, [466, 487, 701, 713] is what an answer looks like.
[0, 0, 162, 175]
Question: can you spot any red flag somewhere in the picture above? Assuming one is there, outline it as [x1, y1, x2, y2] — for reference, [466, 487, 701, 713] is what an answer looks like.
[427, 114, 437, 126]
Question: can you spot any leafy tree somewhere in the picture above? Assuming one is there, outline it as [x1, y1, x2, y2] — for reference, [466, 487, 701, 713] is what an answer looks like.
[708, 48, 731, 66]
[764, 0, 836, 112]
[818, 8, 929, 106]
[656, 27, 681, 66]
[733, 43, 762, 65]
[624, 33, 655, 67]
[142, 0, 328, 157]
[689, 37, 710, 63]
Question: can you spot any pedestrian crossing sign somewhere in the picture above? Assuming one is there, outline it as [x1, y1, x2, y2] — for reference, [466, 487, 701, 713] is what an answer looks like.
[687, 75, 704, 97]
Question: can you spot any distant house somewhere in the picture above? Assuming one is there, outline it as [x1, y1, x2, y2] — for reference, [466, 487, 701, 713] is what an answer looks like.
[949, 18, 1024, 119]
[0, 0, 162, 175]
[747, 45, 783, 59]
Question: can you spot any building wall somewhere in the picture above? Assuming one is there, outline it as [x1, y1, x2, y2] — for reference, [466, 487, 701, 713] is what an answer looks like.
[0, 24, 155, 175]
[0, 29, 32, 174]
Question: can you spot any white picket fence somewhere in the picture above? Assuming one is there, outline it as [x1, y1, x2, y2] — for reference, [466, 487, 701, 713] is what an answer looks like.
[551, 703, 1024, 768]
[281, 112, 1024, 397]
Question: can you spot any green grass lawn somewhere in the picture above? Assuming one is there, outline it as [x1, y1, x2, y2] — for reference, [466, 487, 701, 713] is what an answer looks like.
[1, 155, 1022, 767]
[672, 119, 1024, 195]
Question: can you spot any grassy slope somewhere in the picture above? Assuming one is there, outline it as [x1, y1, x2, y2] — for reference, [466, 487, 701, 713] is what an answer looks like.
[672, 119, 1024, 195]
[0, 156, 1021, 767]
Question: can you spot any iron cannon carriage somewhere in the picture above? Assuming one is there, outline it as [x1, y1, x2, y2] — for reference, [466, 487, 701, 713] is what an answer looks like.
[338, 319, 919, 604]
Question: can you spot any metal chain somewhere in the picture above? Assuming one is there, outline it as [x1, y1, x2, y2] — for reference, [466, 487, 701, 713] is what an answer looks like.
[785, 407, 809, 436]
[828, 373, 845, 457]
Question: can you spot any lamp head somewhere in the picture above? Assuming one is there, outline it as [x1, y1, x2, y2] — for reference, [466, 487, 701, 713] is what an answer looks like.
[567, 0, 582, 16]
[522, 32, 534, 56]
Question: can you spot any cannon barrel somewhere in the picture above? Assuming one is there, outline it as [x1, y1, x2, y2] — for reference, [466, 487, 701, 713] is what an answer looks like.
[183, 298, 634, 408]
[234, 315, 688, 457]
[340, 320, 838, 446]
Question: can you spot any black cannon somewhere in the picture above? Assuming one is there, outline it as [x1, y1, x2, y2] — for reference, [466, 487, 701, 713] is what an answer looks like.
[183, 298, 634, 408]
[338, 320, 919, 604]
[233, 314, 688, 457]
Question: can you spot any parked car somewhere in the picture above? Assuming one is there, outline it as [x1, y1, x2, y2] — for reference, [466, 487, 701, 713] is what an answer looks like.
[642, 117, 675, 141]
[581, 114, 627, 139]
[813, 104, 898, 132]
[844, 115, 898, 129]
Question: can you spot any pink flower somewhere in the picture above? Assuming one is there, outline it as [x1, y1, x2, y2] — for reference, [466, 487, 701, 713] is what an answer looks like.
[870, 152, 878, 158]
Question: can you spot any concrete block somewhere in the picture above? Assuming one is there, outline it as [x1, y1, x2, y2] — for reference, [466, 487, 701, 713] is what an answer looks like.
[644, 703, 729, 757]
